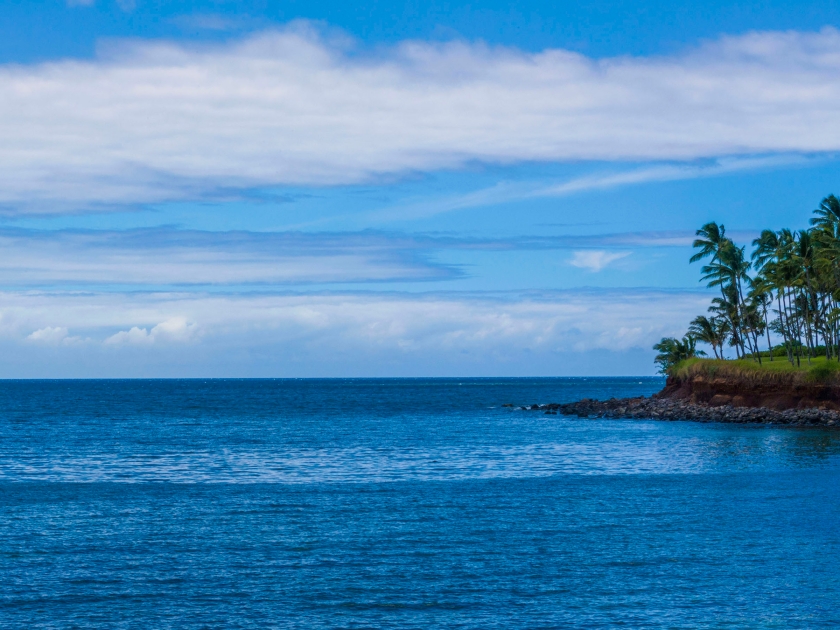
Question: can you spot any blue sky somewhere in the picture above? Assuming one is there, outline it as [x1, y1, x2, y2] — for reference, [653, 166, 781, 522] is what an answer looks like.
[3, 0, 840, 377]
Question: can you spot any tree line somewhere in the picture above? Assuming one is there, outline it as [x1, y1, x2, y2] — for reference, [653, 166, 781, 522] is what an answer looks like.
[654, 195, 840, 373]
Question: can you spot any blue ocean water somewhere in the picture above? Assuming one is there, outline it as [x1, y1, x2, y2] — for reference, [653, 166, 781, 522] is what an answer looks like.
[1, 378, 839, 628]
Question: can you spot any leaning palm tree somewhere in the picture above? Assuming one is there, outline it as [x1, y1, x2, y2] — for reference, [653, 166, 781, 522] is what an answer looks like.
[709, 288, 743, 358]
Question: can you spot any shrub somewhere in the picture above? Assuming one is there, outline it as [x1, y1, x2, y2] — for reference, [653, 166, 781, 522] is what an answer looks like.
[807, 362, 839, 382]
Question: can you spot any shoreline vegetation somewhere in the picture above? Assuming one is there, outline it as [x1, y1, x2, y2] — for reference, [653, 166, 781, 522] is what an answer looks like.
[549, 195, 840, 426]
[656, 194, 840, 373]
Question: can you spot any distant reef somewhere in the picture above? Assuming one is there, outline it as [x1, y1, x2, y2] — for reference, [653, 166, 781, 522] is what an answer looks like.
[521, 359, 840, 427]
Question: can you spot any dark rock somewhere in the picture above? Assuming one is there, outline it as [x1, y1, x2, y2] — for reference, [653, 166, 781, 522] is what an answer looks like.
[524, 393, 840, 428]
[709, 394, 732, 407]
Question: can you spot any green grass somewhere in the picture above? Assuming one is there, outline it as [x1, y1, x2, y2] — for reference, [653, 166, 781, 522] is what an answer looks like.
[672, 355, 840, 384]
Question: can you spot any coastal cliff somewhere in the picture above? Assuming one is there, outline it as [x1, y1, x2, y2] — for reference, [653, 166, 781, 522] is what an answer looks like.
[660, 358, 840, 410]
[536, 359, 840, 427]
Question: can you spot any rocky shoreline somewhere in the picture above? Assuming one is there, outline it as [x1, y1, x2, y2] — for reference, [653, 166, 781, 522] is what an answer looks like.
[515, 396, 840, 427]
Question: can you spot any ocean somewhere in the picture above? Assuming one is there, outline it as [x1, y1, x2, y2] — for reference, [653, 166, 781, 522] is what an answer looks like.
[1, 378, 839, 628]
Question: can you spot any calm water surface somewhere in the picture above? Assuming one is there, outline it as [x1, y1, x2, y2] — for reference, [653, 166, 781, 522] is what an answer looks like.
[1, 378, 839, 628]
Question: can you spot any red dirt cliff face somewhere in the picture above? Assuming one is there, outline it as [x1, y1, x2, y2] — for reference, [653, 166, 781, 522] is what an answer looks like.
[658, 374, 840, 411]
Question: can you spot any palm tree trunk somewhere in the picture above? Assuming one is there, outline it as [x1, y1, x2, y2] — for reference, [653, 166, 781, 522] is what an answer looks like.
[776, 290, 793, 365]
[784, 287, 801, 366]
[734, 276, 751, 359]
[764, 300, 773, 360]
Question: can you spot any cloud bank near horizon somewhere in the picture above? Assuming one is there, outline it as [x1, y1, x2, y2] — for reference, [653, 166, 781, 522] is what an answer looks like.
[3, 25, 840, 211]
[5, 288, 709, 376]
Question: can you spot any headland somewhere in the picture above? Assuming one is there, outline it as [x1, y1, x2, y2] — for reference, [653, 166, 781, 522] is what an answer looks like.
[532, 358, 840, 427]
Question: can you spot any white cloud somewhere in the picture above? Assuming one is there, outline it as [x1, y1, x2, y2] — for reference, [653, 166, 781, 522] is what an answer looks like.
[0, 289, 708, 376]
[27, 326, 69, 344]
[105, 326, 152, 346]
[105, 317, 199, 345]
[26, 326, 85, 346]
[150, 316, 199, 341]
[569, 250, 630, 272]
[3, 27, 840, 211]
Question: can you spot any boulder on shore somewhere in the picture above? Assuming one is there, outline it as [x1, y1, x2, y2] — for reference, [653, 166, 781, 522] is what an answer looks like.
[538, 395, 839, 427]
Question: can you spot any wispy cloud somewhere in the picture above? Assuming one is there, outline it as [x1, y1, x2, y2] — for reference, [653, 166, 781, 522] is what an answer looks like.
[0, 227, 726, 289]
[538, 155, 810, 196]
[0, 228, 460, 287]
[2, 26, 840, 211]
[569, 250, 630, 272]
[372, 154, 811, 221]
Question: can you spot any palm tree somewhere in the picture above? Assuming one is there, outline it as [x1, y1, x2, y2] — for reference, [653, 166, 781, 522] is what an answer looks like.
[776, 229, 803, 364]
[692, 224, 738, 353]
[752, 228, 801, 365]
[709, 288, 744, 357]
[809, 194, 840, 231]
[810, 197, 840, 359]
[653, 335, 705, 374]
[748, 286, 774, 360]
[793, 230, 819, 361]
[752, 230, 785, 361]
[752, 229, 779, 270]
[676, 195, 840, 374]
[689, 315, 729, 359]
[700, 240, 754, 359]
[690, 222, 727, 264]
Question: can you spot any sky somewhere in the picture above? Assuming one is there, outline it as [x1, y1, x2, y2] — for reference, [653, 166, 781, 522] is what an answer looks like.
[3, 0, 840, 377]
